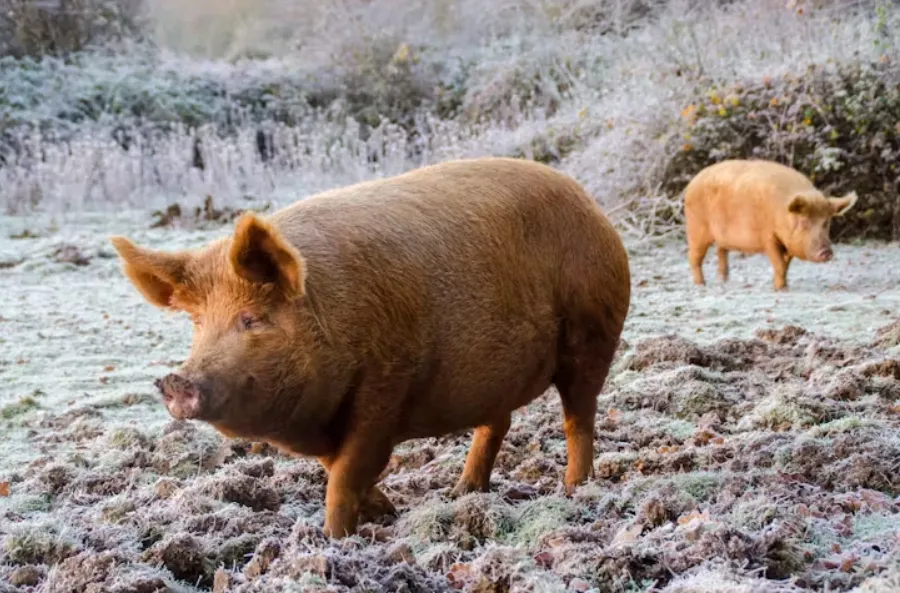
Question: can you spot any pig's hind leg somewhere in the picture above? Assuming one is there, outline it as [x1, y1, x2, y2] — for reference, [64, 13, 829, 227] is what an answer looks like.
[553, 320, 618, 494]
[450, 415, 512, 497]
[717, 247, 729, 282]
[686, 229, 712, 286]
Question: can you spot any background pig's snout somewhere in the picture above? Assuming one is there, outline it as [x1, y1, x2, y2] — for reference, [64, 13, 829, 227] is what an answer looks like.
[155, 373, 204, 420]
[818, 247, 834, 262]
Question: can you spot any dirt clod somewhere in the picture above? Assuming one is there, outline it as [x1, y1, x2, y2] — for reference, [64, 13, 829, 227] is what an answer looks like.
[52, 244, 91, 266]
[200, 473, 281, 511]
[756, 325, 809, 345]
[46, 551, 123, 593]
[9, 564, 43, 586]
[152, 421, 226, 478]
[142, 533, 211, 586]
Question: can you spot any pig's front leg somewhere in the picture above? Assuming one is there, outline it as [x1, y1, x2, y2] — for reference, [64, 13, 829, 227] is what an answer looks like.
[765, 240, 790, 291]
[783, 253, 793, 269]
[322, 375, 405, 538]
[318, 455, 397, 524]
[323, 437, 394, 538]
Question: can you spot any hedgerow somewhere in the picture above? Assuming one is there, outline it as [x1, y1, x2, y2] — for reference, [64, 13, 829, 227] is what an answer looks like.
[664, 59, 900, 241]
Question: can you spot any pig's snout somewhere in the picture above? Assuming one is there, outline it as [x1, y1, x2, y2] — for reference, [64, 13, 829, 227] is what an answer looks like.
[816, 247, 834, 262]
[155, 373, 204, 420]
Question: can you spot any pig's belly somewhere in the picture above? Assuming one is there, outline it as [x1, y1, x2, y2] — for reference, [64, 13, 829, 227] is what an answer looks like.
[397, 352, 557, 441]
[709, 219, 764, 253]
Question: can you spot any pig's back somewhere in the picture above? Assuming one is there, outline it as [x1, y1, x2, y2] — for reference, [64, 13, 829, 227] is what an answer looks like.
[687, 159, 816, 210]
[271, 158, 623, 306]
[269, 157, 629, 436]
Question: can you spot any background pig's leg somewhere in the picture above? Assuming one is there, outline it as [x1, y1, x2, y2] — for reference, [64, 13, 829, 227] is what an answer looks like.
[317, 455, 397, 523]
[784, 253, 793, 270]
[765, 241, 791, 291]
[450, 415, 512, 497]
[717, 247, 729, 282]
[688, 239, 711, 285]
[686, 213, 712, 286]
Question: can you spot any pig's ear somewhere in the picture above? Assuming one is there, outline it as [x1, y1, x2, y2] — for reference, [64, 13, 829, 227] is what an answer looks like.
[829, 191, 858, 217]
[787, 194, 810, 215]
[109, 236, 191, 309]
[229, 212, 306, 297]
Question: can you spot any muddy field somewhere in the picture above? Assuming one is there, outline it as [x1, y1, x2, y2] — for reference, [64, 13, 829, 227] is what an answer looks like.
[1, 210, 899, 593]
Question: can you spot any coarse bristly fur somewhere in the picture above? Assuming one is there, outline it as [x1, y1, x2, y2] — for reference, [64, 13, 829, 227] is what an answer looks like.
[683, 158, 858, 291]
[109, 156, 632, 538]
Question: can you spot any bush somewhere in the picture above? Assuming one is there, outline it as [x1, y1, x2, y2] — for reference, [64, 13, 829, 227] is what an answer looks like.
[0, 39, 450, 166]
[312, 36, 443, 132]
[0, 0, 143, 58]
[663, 58, 900, 242]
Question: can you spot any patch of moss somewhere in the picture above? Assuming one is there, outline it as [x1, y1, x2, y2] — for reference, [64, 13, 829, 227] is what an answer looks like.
[503, 496, 577, 548]
[668, 471, 724, 503]
[3, 529, 78, 565]
[106, 427, 149, 450]
[1, 396, 39, 419]
[662, 419, 697, 442]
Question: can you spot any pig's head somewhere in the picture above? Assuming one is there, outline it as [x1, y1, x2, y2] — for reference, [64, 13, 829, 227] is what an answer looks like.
[110, 213, 317, 436]
[783, 190, 858, 262]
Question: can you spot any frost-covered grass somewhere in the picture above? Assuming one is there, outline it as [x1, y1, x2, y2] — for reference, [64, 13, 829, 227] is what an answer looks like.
[1, 212, 899, 591]
[1, 0, 897, 239]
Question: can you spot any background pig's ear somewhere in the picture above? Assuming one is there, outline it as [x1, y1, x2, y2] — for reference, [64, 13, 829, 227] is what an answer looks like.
[109, 236, 190, 309]
[829, 191, 858, 217]
[786, 194, 809, 215]
[229, 213, 306, 297]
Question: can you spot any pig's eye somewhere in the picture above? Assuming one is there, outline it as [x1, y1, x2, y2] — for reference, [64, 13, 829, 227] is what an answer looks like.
[238, 311, 262, 331]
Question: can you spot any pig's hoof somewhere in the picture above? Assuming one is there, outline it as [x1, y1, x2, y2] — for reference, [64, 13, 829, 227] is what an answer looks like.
[322, 522, 355, 539]
[564, 481, 586, 496]
[449, 479, 488, 498]
[563, 476, 592, 496]
[359, 489, 397, 523]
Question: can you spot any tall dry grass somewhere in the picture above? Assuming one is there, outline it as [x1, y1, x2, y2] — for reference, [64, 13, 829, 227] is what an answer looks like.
[0, 0, 895, 239]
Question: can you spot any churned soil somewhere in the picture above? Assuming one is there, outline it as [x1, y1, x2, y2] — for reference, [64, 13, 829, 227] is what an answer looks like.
[1, 212, 898, 592]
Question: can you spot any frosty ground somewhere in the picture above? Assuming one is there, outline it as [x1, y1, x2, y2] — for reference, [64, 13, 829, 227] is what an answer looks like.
[0, 210, 898, 593]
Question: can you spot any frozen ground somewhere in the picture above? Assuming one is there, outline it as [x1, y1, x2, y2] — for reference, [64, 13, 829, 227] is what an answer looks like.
[0, 210, 898, 592]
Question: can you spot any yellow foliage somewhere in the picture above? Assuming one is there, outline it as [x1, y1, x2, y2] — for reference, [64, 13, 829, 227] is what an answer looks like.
[391, 43, 411, 64]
